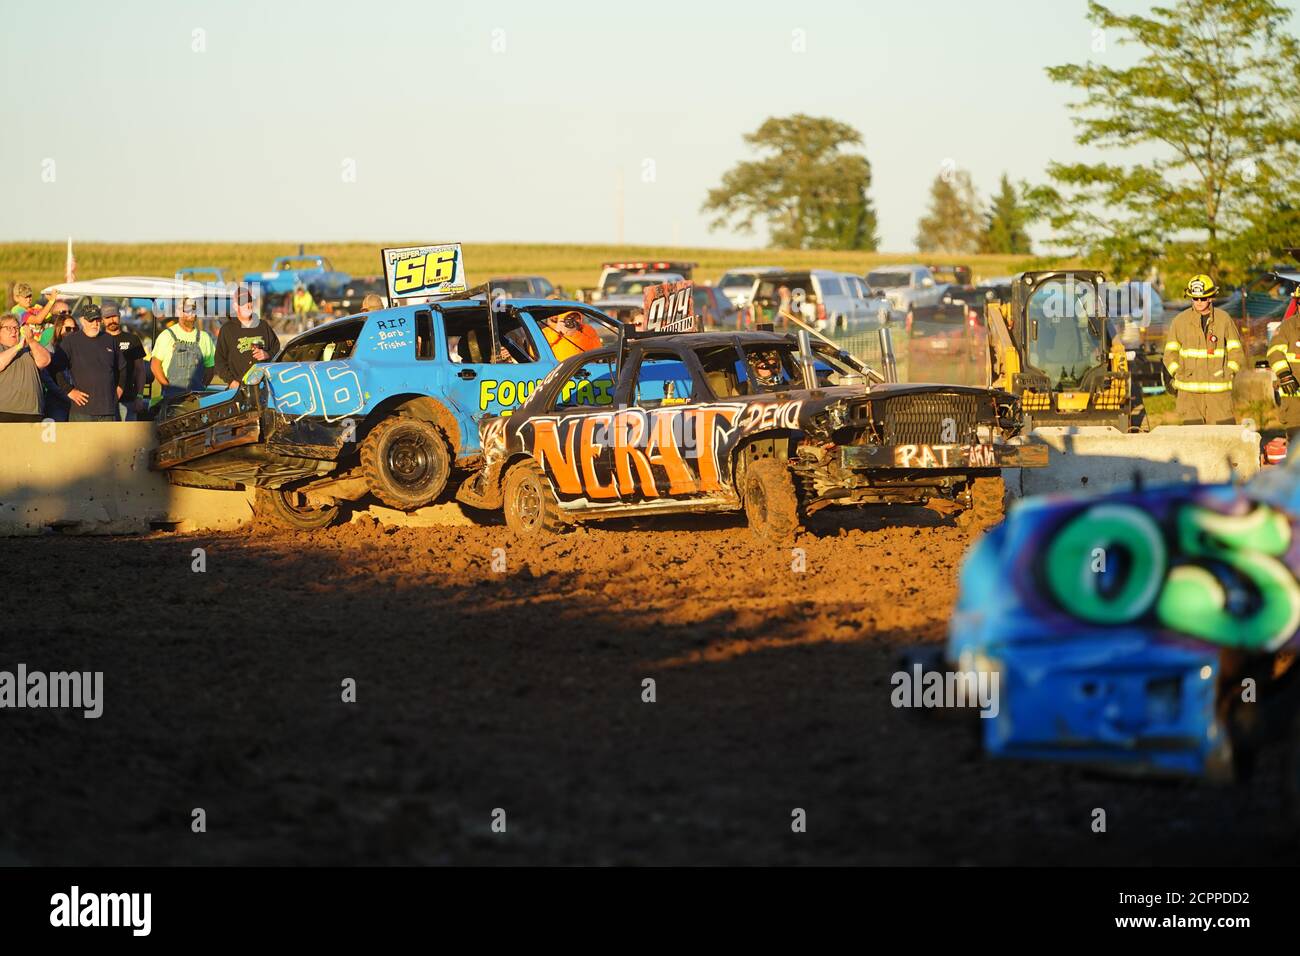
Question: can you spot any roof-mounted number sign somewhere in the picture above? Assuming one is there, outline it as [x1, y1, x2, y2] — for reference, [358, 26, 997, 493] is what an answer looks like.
[381, 243, 467, 300]
[643, 280, 700, 333]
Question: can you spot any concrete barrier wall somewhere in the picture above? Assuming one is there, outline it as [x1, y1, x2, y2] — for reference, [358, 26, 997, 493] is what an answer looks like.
[0, 422, 476, 536]
[0, 423, 254, 535]
[1012, 424, 1261, 498]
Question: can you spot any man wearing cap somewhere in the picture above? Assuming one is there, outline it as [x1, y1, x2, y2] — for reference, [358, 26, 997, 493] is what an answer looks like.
[102, 303, 147, 420]
[0, 312, 53, 422]
[49, 303, 122, 422]
[1163, 274, 1244, 425]
[215, 288, 279, 388]
[150, 298, 216, 405]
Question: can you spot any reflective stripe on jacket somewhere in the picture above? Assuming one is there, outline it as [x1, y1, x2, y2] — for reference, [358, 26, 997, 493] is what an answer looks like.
[1163, 306, 1243, 390]
[1267, 315, 1300, 376]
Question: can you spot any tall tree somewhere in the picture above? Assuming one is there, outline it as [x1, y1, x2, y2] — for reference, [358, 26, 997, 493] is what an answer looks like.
[703, 114, 879, 251]
[1026, 0, 1300, 282]
[915, 169, 982, 253]
[981, 174, 1033, 254]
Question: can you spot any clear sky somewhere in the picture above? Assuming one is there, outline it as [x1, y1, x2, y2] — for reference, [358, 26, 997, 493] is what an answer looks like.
[3, 0, 1297, 251]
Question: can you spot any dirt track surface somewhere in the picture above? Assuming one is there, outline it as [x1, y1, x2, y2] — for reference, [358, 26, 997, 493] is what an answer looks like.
[1, 507, 1293, 865]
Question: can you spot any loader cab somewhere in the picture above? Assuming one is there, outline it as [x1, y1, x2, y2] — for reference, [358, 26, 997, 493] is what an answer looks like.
[1016, 271, 1109, 391]
[1002, 270, 1140, 429]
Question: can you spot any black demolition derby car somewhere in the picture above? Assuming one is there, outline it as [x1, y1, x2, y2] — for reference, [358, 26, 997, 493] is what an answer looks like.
[456, 329, 1047, 539]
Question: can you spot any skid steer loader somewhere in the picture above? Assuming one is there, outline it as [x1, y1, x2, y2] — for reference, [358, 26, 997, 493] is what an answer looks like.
[985, 270, 1146, 432]
[984, 271, 1261, 497]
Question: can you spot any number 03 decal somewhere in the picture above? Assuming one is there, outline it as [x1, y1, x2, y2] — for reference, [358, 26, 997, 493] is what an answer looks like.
[1043, 502, 1300, 651]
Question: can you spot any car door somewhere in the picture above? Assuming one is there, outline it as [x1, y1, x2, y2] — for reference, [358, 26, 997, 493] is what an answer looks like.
[438, 306, 552, 437]
[625, 348, 709, 499]
[531, 353, 622, 505]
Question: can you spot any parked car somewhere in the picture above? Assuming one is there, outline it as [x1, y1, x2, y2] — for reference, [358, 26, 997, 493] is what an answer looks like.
[600, 273, 687, 299]
[1212, 266, 1300, 362]
[173, 266, 235, 318]
[489, 275, 555, 298]
[865, 264, 944, 316]
[926, 263, 973, 289]
[335, 276, 388, 315]
[596, 260, 696, 298]
[749, 270, 889, 333]
[716, 266, 782, 309]
[149, 297, 619, 529]
[242, 254, 351, 301]
[693, 284, 741, 329]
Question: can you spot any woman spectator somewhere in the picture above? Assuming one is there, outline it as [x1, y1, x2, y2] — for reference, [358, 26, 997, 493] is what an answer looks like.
[40, 314, 79, 421]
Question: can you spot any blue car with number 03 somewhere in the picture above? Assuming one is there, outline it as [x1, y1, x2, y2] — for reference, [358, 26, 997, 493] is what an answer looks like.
[149, 297, 619, 529]
[942, 455, 1300, 814]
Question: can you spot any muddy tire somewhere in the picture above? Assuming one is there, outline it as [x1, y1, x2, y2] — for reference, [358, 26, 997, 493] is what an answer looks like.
[359, 416, 450, 510]
[502, 460, 564, 538]
[743, 458, 800, 542]
[254, 486, 341, 531]
[956, 476, 1005, 530]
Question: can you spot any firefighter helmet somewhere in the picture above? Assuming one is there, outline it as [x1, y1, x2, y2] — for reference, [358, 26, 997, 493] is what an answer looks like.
[1185, 274, 1219, 299]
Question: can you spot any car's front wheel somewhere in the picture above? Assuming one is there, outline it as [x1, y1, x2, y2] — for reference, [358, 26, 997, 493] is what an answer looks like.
[743, 459, 800, 542]
[502, 460, 564, 538]
[254, 486, 341, 531]
[359, 416, 450, 510]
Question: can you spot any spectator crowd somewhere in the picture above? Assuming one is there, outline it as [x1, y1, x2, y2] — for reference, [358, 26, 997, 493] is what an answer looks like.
[0, 280, 273, 423]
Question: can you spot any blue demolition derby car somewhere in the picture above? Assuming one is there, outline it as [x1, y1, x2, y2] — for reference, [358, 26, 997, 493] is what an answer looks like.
[945, 454, 1300, 804]
[150, 296, 617, 528]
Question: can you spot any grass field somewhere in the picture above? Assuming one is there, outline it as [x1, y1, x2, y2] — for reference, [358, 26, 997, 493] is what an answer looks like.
[0, 241, 1084, 306]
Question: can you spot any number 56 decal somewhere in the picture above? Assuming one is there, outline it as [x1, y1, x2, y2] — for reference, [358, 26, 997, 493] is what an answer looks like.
[381, 243, 467, 299]
[264, 362, 365, 423]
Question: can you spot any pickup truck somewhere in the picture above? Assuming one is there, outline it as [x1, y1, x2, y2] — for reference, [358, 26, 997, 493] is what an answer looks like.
[243, 254, 351, 301]
[150, 297, 617, 529]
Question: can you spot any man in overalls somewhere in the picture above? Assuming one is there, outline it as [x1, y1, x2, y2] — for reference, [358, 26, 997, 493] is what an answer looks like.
[149, 297, 215, 408]
[1163, 274, 1243, 424]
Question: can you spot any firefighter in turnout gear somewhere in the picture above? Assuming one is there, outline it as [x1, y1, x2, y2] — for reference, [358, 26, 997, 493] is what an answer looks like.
[1267, 285, 1300, 439]
[1163, 274, 1243, 424]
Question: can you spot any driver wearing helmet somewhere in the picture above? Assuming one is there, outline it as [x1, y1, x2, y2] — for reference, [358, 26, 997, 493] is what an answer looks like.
[1163, 274, 1243, 425]
[750, 349, 788, 392]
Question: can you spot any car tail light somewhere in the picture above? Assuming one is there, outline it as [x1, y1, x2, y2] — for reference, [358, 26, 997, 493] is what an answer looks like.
[968, 309, 977, 328]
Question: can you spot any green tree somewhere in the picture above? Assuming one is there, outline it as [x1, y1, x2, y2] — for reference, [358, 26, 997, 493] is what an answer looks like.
[1027, 0, 1300, 282]
[702, 114, 879, 251]
[981, 174, 1033, 254]
[915, 168, 982, 253]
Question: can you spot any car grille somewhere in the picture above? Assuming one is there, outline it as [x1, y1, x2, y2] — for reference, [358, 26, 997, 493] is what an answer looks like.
[881, 392, 980, 445]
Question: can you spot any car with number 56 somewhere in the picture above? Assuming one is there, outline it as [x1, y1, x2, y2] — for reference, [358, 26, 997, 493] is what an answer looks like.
[149, 296, 618, 529]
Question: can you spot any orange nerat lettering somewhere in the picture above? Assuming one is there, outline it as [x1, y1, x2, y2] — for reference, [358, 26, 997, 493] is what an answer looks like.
[530, 419, 582, 496]
[579, 413, 618, 500]
[692, 406, 742, 492]
[611, 410, 658, 498]
[646, 409, 697, 495]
